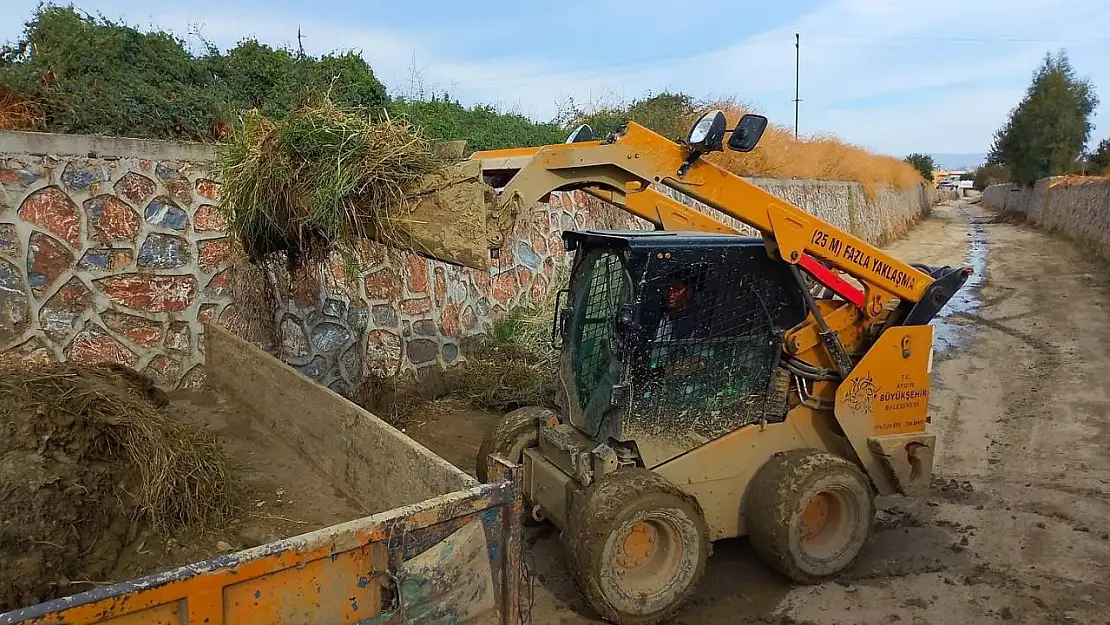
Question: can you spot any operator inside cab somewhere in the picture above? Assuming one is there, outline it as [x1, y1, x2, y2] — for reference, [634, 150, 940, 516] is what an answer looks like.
[652, 279, 707, 375]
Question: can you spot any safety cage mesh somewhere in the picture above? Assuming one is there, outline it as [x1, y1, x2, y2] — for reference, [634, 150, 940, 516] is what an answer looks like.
[632, 257, 786, 439]
[571, 250, 630, 409]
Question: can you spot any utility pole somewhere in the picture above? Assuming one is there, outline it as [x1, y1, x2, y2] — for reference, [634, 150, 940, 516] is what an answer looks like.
[794, 33, 801, 139]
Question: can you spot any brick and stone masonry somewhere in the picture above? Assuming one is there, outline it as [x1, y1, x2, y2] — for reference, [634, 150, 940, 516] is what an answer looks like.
[0, 130, 938, 395]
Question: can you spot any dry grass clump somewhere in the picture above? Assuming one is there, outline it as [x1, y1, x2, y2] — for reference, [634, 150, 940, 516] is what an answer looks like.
[354, 266, 569, 418]
[1048, 173, 1110, 188]
[0, 363, 240, 530]
[353, 336, 557, 423]
[442, 337, 557, 411]
[0, 86, 42, 131]
[353, 372, 445, 427]
[701, 99, 924, 191]
[439, 265, 568, 410]
[215, 96, 444, 275]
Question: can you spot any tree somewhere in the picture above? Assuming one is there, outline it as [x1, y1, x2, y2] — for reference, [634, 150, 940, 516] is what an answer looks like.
[973, 163, 1011, 190]
[1092, 138, 1110, 174]
[556, 91, 697, 141]
[987, 51, 1099, 185]
[903, 153, 936, 182]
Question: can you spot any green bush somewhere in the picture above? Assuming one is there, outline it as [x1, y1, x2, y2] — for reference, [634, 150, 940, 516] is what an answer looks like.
[0, 6, 388, 140]
[557, 91, 697, 141]
[389, 96, 563, 152]
[1, 7, 224, 139]
[0, 5, 589, 149]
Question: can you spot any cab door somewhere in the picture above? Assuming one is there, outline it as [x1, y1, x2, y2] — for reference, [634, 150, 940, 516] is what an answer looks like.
[558, 247, 633, 438]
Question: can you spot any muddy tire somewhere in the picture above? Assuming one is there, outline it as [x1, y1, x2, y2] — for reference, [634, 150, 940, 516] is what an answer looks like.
[475, 406, 554, 482]
[744, 449, 874, 583]
[563, 468, 709, 624]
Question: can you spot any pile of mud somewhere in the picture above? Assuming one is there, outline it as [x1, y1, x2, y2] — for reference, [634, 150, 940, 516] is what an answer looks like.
[0, 363, 239, 611]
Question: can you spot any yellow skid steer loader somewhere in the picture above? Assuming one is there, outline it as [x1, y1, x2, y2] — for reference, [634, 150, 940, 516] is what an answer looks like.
[406, 112, 970, 624]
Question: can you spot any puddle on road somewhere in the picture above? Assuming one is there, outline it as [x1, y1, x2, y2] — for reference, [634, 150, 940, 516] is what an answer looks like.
[932, 205, 987, 355]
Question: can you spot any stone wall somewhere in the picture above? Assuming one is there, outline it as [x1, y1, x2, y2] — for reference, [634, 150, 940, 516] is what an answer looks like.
[983, 178, 1110, 256]
[260, 191, 646, 397]
[0, 134, 225, 388]
[1, 130, 939, 394]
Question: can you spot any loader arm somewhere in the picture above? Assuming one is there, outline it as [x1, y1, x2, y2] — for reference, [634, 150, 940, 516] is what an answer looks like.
[472, 121, 938, 318]
[471, 121, 971, 377]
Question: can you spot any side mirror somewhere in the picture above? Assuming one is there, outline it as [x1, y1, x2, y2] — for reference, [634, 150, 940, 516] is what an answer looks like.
[565, 124, 595, 144]
[728, 114, 768, 152]
[687, 110, 727, 152]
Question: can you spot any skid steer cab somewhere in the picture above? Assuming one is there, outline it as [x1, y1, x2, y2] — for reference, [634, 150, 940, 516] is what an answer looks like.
[473, 110, 968, 624]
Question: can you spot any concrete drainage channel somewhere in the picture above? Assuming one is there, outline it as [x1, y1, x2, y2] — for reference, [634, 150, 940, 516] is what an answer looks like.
[932, 203, 987, 356]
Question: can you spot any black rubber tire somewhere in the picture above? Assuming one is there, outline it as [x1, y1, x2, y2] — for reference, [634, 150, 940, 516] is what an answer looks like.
[474, 406, 553, 482]
[744, 449, 874, 584]
[563, 468, 710, 624]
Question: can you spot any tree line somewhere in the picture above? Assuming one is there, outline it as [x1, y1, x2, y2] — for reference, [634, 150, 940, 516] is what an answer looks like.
[0, 6, 565, 150]
[980, 51, 1107, 187]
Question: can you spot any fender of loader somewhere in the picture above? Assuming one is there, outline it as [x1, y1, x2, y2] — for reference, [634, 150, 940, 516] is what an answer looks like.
[0, 325, 525, 625]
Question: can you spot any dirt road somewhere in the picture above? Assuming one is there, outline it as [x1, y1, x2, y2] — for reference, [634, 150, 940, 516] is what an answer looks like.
[517, 200, 1110, 624]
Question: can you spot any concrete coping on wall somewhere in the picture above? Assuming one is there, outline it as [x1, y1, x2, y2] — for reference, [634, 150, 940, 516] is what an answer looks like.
[0, 130, 217, 162]
[746, 177, 865, 189]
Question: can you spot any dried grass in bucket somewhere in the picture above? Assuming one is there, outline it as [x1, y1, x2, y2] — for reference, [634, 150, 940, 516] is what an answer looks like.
[215, 95, 444, 276]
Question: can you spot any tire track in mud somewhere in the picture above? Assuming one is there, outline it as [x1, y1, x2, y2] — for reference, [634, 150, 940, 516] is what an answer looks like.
[933, 204, 1063, 473]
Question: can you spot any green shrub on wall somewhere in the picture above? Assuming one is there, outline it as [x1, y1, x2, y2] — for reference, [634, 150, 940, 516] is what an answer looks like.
[389, 97, 563, 152]
[555, 91, 697, 142]
[0, 5, 554, 149]
[0, 6, 228, 139]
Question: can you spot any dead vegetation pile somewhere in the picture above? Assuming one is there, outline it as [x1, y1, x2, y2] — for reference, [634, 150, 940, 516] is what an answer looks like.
[703, 99, 923, 193]
[355, 338, 557, 427]
[0, 86, 42, 131]
[355, 267, 568, 425]
[0, 363, 239, 610]
[442, 337, 557, 410]
[215, 96, 444, 275]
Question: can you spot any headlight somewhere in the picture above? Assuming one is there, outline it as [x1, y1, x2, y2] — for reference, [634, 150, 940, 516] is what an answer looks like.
[687, 110, 727, 151]
[565, 124, 594, 144]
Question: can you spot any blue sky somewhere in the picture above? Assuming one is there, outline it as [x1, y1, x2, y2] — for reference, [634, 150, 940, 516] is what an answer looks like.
[4, 0, 1110, 158]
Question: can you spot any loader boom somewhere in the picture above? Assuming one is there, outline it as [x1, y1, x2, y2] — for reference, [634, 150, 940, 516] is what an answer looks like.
[472, 121, 935, 318]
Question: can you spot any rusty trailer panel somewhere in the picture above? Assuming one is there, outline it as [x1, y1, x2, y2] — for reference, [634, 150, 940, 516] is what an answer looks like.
[0, 460, 523, 625]
[0, 324, 525, 625]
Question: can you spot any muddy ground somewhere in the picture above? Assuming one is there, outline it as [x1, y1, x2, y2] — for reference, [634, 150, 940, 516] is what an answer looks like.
[109, 389, 366, 582]
[405, 199, 1110, 624]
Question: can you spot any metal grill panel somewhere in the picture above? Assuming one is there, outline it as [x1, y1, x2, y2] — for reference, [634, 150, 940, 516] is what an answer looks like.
[629, 255, 789, 442]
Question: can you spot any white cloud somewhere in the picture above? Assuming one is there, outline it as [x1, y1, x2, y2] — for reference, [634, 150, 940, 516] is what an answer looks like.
[3, 0, 1109, 154]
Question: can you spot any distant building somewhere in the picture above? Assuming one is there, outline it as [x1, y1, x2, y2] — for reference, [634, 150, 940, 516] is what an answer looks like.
[936, 170, 968, 189]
